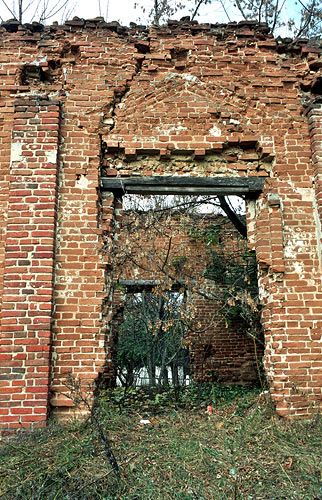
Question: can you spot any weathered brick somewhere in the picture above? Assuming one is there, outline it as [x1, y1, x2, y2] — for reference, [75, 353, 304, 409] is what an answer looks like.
[0, 21, 321, 431]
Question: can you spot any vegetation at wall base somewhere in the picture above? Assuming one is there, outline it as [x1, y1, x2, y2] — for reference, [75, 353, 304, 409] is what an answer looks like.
[1, 385, 321, 499]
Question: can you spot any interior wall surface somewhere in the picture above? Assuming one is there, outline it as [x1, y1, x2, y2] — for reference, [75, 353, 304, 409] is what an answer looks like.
[111, 213, 262, 385]
[0, 18, 321, 430]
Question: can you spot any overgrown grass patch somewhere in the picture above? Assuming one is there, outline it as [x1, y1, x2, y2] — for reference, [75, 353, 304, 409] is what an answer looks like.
[0, 385, 321, 499]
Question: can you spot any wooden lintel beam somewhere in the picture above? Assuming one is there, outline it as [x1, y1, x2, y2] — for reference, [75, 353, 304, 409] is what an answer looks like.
[117, 279, 184, 293]
[100, 176, 265, 195]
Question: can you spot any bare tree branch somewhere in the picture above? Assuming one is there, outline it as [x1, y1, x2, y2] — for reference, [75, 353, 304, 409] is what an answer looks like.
[0, 0, 17, 20]
[0, 0, 75, 23]
[191, 0, 206, 20]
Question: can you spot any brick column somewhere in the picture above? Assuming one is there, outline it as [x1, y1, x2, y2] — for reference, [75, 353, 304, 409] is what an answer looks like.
[0, 97, 60, 431]
[307, 100, 322, 249]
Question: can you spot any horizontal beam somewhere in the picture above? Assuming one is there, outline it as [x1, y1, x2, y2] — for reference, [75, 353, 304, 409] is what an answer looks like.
[119, 279, 161, 287]
[101, 176, 265, 195]
[118, 279, 184, 293]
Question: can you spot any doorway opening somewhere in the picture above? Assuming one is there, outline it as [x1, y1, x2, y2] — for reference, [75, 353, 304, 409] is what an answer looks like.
[105, 187, 265, 392]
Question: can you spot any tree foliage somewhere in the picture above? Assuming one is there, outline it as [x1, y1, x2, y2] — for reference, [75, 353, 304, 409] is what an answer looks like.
[116, 290, 189, 387]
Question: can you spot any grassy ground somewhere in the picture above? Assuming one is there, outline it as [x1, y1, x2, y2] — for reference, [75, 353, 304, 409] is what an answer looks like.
[0, 385, 321, 499]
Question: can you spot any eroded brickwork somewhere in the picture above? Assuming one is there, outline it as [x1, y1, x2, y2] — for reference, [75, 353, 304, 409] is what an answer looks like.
[0, 18, 321, 430]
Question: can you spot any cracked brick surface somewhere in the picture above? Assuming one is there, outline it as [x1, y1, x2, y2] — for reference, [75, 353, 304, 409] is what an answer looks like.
[0, 19, 321, 430]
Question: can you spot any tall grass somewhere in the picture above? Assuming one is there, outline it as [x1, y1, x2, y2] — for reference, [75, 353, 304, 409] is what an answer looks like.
[0, 385, 321, 499]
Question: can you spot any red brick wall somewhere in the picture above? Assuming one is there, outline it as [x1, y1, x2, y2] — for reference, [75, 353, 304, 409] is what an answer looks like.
[0, 97, 60, 429]
[0, 19, 321, 430]
[189, 294, 260, 385]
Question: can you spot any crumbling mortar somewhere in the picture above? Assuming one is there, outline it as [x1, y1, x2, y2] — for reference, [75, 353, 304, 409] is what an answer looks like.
[103, 55, 147, 140]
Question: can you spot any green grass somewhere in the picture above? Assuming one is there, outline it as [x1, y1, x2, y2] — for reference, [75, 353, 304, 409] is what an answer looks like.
[0, 386, 321, 499]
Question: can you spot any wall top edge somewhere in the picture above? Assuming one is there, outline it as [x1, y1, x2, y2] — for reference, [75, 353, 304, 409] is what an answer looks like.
[0, 17, 320, 56]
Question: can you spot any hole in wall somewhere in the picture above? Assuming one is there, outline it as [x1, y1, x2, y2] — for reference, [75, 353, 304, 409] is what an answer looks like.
[60, 42, 81, 59]
[134, 40, 150, 54]
[311, 76, 322, 95]
[105, 193, 264, 391]
[309, 60, 322, 72]
[20, 60, 62, 86]
[21, 65, 46, 85]
[170, 47, 189, 61]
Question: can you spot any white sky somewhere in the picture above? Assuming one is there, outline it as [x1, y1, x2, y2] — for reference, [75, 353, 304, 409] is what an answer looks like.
[0, 0, 301, 36]
[0, 0, 244, 26]
[0, 1, 300, 43]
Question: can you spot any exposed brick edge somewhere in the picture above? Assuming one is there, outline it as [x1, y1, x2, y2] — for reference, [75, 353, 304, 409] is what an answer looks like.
[307, 101, 322, 259]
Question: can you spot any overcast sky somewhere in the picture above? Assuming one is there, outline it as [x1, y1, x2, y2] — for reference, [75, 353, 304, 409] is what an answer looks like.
[0, 0, 298, 35]
[0, 0, 241, 26]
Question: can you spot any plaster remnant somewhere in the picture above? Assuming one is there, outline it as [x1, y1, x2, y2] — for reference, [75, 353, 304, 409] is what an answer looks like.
[30, 56, 47, 66]
[258, 282, 269, 301]
[46, 149, 58, 164]
[103, 117, 115, 126]
[312, 194, 322, 266]
[75, 174, 90, 189]
[285, 182, 315, 203]
[293, 261, 305, 279]
[10, 142, 22, 163]
[209, 124, 222, 137]
[157, 124, 187, 134]
[165, 72, 201, 84]
[62, 67, 69, 83]
[116, 161, 127, 169]
[246, 200, 256, 246]
[294, 187, 314, 202]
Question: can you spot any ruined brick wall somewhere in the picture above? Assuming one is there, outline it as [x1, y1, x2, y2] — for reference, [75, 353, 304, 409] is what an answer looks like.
[111, 212, 261, 385]
[0, 18, 321, 430]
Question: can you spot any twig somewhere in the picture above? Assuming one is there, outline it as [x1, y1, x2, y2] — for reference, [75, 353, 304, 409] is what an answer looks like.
[191, 0, 206, 21]
[161, 236, 172, 271]
[63, 377, 120, 477]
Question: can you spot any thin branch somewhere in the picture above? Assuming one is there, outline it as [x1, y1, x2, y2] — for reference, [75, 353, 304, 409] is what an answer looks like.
[234, 0, 248, 19]
[161, 236, 172, 271]
[154, 0, 159, 24]
[295, 0, 317, 38]
[219, 0, 232, 21]
[21, 0, 35, 16]
[63, 377, 120, 477]
[191, 0, 206, 21]
[272, 0, 287, 31]
[30, 0, 43, 22]
[41, 0, 70, 20]
[0, 0, 17, 20]
[297, 0, 313, 13]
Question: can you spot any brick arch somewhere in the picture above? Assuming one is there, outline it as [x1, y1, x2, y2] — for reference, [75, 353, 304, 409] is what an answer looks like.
[110, 72, 250, 141]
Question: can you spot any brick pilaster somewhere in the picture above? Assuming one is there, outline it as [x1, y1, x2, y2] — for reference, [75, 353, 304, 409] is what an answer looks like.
[0, 97, 60, 431]
[307, 100, 322, 251]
